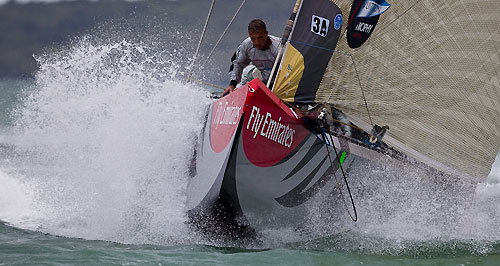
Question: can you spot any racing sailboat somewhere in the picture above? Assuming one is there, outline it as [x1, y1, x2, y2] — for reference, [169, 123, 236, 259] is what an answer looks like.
[186, 0, 500, 239]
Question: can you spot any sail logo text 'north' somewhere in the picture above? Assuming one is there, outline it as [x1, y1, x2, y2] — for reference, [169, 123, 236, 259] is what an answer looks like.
[214, 101, 242, 129]
[246, 106, 295, 148]
[311, 15, 330, 37]
[355, 22, 374, 33]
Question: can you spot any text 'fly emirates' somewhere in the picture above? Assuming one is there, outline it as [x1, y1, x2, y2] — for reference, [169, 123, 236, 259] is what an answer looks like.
[246, 106, 295, 148]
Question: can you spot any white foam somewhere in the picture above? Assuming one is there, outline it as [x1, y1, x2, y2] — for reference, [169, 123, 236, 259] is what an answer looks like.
[487, 154, 500, 184]
[299, 154, 500, 249]
[2, 32, 499, 249]
[0, 169, 40, 228]
[459, 154, 500, 241]
[4, 38, 211, 244]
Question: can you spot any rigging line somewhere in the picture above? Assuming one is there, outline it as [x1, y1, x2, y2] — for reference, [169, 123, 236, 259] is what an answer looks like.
[283, 38, 351, 56]
[321, 131, 357, 222]
[202, 0, 247, 66]
[351, 55, 374, 127]
[189, 79, 225, 90]
[331, 118, 368, 135]
[302, 118, 330, 146]
[372, 0, 424, 38]
[328, 131, 357, 222]
[187, 0, 216, 82]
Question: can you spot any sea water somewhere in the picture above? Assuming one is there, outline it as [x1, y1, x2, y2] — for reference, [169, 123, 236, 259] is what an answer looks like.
[1, 38, 500, 265]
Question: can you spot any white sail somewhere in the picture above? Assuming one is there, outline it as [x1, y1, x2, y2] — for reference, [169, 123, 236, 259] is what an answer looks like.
[317, 0, 500, 178]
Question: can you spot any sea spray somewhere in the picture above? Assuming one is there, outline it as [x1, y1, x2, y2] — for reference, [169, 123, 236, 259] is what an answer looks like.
[1, 36, 500, 253]
[5, 37, 211, 244]
[281, 154, 500, 255]
[0, 169, 39, 228]
[461, 155, 500, 242]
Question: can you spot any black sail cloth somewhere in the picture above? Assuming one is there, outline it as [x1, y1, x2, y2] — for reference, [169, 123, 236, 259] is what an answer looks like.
[273, 0, 343, 106]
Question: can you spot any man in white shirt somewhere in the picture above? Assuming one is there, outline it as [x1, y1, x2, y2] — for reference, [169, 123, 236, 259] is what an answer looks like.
[223, 19, 280, 95]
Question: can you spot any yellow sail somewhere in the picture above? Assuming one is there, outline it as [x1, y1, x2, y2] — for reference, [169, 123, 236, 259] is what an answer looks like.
[272, 44, 304, 102]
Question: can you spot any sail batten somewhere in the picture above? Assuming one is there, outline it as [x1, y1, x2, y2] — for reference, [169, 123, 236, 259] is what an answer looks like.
[315, 0, 500, 178]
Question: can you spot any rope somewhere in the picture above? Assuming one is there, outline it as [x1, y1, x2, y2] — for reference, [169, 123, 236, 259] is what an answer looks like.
[351, 56, 374, 128]
[302, 114, 357, 221]
[189, 79, 225, 90]
[322, 131, 358, 222]
[340, 1, 426, 129]
[373, 0, 424, 38]
[203, 0, 247, 66]
[187, 0, 216, 82]
[331, 118, 364, 132]
[301, 118, 330, 145]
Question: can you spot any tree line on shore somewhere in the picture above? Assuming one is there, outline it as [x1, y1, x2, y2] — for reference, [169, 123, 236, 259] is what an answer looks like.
[0, 0, 293, 80]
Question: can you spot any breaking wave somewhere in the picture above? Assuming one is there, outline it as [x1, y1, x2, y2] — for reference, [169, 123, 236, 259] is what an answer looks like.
[0, 36, 211, 244]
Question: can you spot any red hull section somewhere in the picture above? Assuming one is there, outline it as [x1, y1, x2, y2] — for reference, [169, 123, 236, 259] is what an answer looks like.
[188, 79, 367, 238]
[209, 82, 247, 153]
[210, 79, 310, 166]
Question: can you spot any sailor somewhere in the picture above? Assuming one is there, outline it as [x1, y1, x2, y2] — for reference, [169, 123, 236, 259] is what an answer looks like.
[223, 19, 280, 96]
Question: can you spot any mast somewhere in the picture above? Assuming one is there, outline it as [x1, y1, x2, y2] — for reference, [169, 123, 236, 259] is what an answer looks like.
[266, 0, 302, 89]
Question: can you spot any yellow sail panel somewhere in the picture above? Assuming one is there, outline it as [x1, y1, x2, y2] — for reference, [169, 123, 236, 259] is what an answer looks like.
[272, 44, 304, 102]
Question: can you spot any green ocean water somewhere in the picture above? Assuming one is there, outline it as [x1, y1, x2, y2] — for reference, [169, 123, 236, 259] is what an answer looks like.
[1, 220, 500, 266]
[0, 79, 29, 127]
[1, 40, 500, 265]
